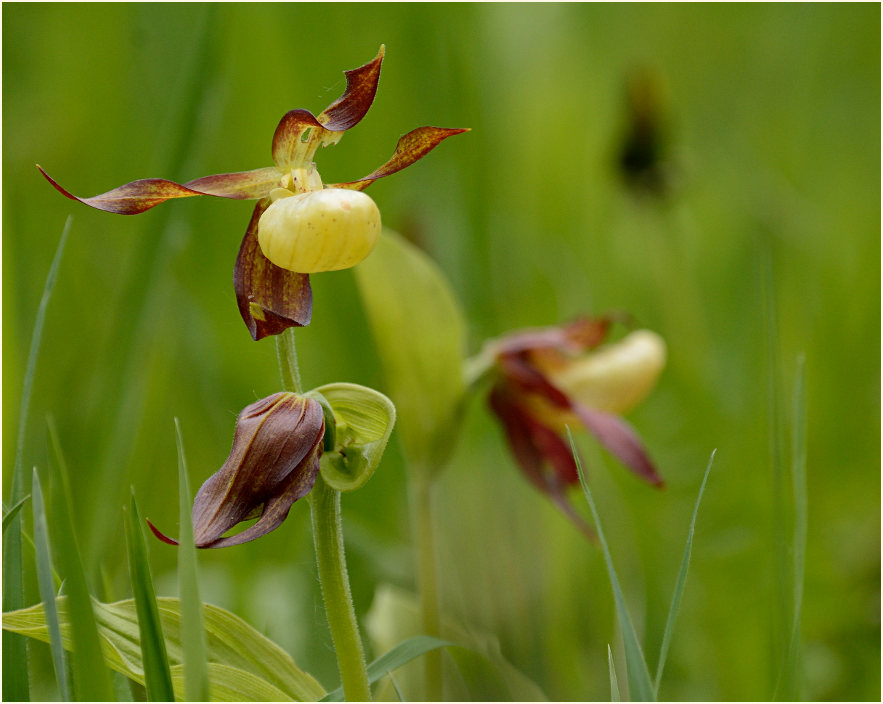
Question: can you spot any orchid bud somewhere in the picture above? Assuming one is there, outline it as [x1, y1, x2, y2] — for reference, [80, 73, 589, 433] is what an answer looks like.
[191, 392, 325, 549]
[257, 188, 381, 273]
[538, 329, 666, 415]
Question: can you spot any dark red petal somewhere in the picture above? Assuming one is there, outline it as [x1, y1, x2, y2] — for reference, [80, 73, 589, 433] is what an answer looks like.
[497, 354, 571, 408]
[488, 387, 596, 540]
[233, 200, 313, 340]
[491, 315, 614, 357]
[271, 109, 325, 169]
[330, 126, 470, 191]
[318, 45, 385, 132]
[146, 519, 179, 546]
[573, 404, 664, 486]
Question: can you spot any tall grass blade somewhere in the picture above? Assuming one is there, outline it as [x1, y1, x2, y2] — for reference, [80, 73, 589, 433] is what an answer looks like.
[321, 635, 454, 702]
[125, 490, 175, 701]
[608, 644, 621, 702]
[653, 449, 716, 694]
[46, 417, 115, 700]
[2, 495, 31, 534]
[174, 418, 210, 701]
[3, 215, 70, 701]
[780, 355, 808, 699]
[569, 429, 655, 701]
[32, 468, 71, 700]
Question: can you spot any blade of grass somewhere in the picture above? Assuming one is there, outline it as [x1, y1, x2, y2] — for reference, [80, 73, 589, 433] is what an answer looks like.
[3, 495, 31, 534]
[569, 428, 655, 702]
[32, 468, 71, 701]
[321, 635, 455, 702]
[3, 215, 70, 701]
[779, 355, 808, 699]
[125, 489, 175, 702]
[174, 418, 210, 701]
[46, 417, 115, 700]
[608, 644, 621, 702]
[653, 449, 716, 694]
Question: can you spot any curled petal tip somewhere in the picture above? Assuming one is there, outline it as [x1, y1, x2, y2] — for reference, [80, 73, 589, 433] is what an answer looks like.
[146, 518, 179, 546]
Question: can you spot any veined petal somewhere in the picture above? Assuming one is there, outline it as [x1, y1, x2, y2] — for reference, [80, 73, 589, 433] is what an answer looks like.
[38, 165, 208, 215]
[318, 45, 385, 132]
[330, 126, 470, 191]
[233, 200, 313, 340]
[572, 404, 664, 487]
[271, 109, 326, 169]
[185, 166, 283, 200]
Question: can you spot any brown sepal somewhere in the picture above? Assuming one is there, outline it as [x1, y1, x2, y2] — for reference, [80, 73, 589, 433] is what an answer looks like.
[331, 126, 471, 191]
[271, 109, 326, 169]
[318, 45, 386, 132]
[38, 164, 281, 215]
[234, 200, 313, 341]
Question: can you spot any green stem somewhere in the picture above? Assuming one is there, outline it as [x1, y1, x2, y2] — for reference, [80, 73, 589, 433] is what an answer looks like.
[411, 472, 443, 700]
[276, 327, 303, 394]
[310, 476, 371, 702]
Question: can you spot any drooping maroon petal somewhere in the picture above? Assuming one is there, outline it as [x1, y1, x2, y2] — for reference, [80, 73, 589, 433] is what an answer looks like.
[38, 165, 209, 215]
[185, 166, 283, 200]
[233, 200, 313, 340]
[330, 126, 471, 191]
[497, 354, 571, 409]
[572, 404, 664, 487]
[271, 109, 326, 169]
[146, 519, 179, 546]
[192, 393, 325, 548]
[318, 45, 385, 132]
[488, 386, 596, 540]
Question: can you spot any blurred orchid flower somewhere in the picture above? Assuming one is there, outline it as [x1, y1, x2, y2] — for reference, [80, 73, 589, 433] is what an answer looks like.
[471, 316, 666, 538]
[38, 46, 468, 340]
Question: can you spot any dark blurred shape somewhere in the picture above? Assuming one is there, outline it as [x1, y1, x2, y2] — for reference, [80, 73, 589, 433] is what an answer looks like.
[617, 66, 673, 197]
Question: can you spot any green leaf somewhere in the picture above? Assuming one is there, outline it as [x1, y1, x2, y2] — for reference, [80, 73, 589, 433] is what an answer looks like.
[32, 469, 71, 701]
[310, 383, 396, 492]
[174, 419, 210, 701]
[354, 230, 466, 475]
[321, 635, 454, 701]
[654, 450, 716, 694]
[2, 596, 326, 702]
[46, 417, 116, 701]
[2, 495, 31, 534]
[570, 429, 655, 702]
[4, 215, 70, 702]
[609, 645, 621, 702]
[125, 491, 175, 701]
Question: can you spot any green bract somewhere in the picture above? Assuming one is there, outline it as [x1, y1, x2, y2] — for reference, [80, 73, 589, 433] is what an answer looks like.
[309, 383, 396, 493]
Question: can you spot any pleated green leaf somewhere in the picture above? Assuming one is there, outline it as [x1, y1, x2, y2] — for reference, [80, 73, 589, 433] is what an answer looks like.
[354, 230, 466, 476]
[2, 596, 326, 702]
[125, 491, 175, 701]
[310, 382, 396, 492]
[570, 429, 655, 701]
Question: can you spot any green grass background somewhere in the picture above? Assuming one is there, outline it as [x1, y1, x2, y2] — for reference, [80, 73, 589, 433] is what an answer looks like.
[3, 3, 879, 700]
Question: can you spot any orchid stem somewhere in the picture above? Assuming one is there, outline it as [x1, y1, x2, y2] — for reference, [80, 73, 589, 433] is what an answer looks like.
[276, 327, 303, 394]
[412, 471, 443, 700]
[276, 328, 370, 701]
[310, 476, 372, 702]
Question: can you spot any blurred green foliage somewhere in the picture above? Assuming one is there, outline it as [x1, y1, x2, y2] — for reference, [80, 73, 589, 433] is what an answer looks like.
[3, 3, 879, 700]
